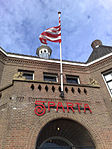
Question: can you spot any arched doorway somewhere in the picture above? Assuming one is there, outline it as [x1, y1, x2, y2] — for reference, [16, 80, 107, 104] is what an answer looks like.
[36, 118, 95, 149]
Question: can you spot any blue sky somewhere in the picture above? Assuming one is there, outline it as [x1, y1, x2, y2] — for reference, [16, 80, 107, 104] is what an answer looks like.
[0, 0, 112, 62]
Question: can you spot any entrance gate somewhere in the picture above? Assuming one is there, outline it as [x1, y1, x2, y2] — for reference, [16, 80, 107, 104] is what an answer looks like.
[36, 118, 95, 149]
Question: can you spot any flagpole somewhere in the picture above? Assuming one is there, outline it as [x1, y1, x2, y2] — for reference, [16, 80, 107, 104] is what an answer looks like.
[58, 12, 64, 98]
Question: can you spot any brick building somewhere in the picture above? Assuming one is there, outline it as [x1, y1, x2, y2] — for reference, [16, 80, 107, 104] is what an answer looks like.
[0, 39, 112, 149]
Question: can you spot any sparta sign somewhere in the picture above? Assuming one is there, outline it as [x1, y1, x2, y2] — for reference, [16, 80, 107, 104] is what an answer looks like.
[34, 101, 92, 116]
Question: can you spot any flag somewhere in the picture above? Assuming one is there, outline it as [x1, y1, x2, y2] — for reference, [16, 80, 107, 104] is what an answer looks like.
[39, 25, 61, 44]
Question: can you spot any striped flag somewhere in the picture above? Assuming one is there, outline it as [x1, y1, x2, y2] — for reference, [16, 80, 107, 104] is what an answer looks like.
[39, 13, 61, 45]
[39, 12, 64, 94]
[39, 25, 61, 44]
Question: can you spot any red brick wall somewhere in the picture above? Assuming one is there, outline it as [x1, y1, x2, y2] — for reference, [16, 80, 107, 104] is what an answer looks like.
[0, 55, 4, 87]
[0, 54, 112, 149]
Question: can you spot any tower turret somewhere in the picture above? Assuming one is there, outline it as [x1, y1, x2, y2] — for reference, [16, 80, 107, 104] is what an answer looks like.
[36, 45, 52, 59]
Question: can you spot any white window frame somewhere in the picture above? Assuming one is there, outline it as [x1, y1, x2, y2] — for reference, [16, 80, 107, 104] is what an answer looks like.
[102, 70, 112, 97]
[66, 75, 80, 84]
[43, 73, 58, 82]
[18, 70, 34, 80]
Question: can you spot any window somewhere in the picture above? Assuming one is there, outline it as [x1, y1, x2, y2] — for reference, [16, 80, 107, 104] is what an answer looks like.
[66, 75, 79, 84]
[18, 70, 34, 80]
[103, 69, 112, 96]
[43, 73, 58, 82]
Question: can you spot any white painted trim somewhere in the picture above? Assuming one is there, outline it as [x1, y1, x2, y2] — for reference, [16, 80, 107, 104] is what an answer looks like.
[0, 47, 112, 67]
[78, 77, 80, 84]
[102, 74, 112, 98]
[0, 47, 8, 56]
[33, 73, 34, 80]
[86, 52, 112, 66]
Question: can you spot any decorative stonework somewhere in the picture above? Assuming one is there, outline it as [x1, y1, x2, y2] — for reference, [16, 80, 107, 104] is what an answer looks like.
[89, 78, 100, 86]
[13, 72, 25, 80]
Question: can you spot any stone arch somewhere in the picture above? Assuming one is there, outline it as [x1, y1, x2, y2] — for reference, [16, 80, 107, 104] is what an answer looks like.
[26, 113, 106, 149]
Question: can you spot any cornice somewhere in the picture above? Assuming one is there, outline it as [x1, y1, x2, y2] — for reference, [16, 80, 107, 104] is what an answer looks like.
[0, 47, 112, 68]
[88, 56, 112, 71]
